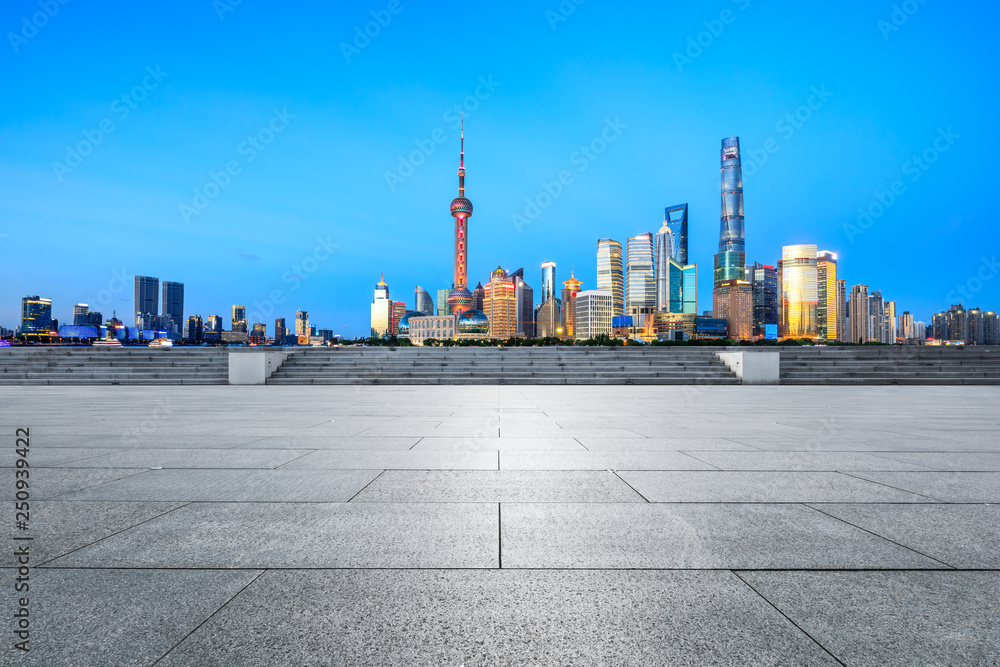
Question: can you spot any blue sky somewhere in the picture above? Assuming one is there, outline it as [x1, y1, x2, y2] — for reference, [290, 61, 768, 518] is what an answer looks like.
[1, 0, 997, 336]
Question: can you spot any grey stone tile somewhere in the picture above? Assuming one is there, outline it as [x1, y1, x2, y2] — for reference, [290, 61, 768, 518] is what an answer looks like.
[729, 433, 943, 452]
[811, 503, 1000, 568]
[353, 470, 645, 503]
[158, 569, 837, 666]
[618, 471, 932, 503]
[26, 501, 185, 563]
[413, 436, 585, 451]
[282, 450, 498, 470]
[26, 433, 271, 449]
[500, 450, 716, 471]
[357, 423, 447, 437]
[576, 436, 757, 451]
[54, 448, 311, 469]
[740, 572, 1000, 666]
[684, 452, 932, 472]
[238, 435, 421, 450]
[868, 452, 1000, 471]
[49, 502, 498, 568]
[0, 447, 123, 467]
[1, 468, 147, 500]
[850, 472, 1000, 502]
[19, 568, 260, 667]
[53, 469, 381, 502]
[500, 427, 641, 438]
[501, 503, 941, 569]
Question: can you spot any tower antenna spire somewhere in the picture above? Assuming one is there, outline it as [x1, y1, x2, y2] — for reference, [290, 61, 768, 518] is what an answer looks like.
[458, 115, 465, 197]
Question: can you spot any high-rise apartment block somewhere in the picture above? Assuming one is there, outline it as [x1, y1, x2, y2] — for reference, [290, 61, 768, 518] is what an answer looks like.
[848, 285, 870, 343]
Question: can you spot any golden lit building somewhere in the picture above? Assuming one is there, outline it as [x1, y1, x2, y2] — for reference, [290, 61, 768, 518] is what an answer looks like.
[560, 272, 582, 337]
[483, 266, 517, 339]
[369, 276, 391, 337]
[713, 279, 753, 340]
[779, 244, 818, 339]
[816, 251, 839, 342]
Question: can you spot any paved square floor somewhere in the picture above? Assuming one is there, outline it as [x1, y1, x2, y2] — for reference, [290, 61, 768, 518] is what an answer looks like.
[3, 385, 999, 665]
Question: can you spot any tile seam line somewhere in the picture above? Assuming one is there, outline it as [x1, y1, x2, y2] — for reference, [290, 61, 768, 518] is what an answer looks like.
[802, 503, 957, 569]
[346, 469, 387, 502]
[271, 449, 321, 470]
[151, 568, 268, 666]
[610, 471, 651, 503]
[730, 570, 848, 667]
[836, 471, 948, 502]
[37, 501, 195, 568]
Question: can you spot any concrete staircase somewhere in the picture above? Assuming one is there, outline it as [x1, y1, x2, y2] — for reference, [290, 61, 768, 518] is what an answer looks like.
[0, 347, 229, 385]
[266, 347, 742, 385]
[779, 346, 1000, 385]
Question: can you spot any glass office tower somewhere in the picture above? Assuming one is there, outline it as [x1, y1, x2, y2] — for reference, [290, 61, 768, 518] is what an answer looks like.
[748, 262, 778, 338]
[626, 233, 655, 312]
[134, 275, 159, 328]
[654, 223, 675, 312]
[779, 244, 818, 339]
[664, 203, 689, 265]
[714, 138, 745, 288]
[414, 286, 434, 316]
[161, 281, 184, 334]
[596, 238, 624, 317]
[681, 264, 698, 314]
[21, 296, 52, 337]
[541, 261, 557, 304]
[73, 303, 89, 326]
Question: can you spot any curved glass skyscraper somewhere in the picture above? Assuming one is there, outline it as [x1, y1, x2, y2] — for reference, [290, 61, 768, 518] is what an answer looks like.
[715, 137, 746, 288]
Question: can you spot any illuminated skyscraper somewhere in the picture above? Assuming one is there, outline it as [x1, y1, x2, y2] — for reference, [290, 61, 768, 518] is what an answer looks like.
[447, 123, 474, 315]
[206, 315, 223, 333]
[541, 262, 557, 303]
[713, 279, 753, 341]
[510, 268, 535, 338]
[681, 264, 697, 314]
[73, 303, 89, 326]
[816, 251, 838, 342]
[836, 279, 847, 344]
[900, 311, 914, 341]
[436, 289, 450, 316]
[747, 262, 778, 338]
[714, 138, 746, 288]
[471, 282, 485, 312]
[186, 315, 203, 342]
[232, 305, 247, 333]
[21, 296, 52, 338]
[274, 317, 286, 343]
[134, 275, 158, 328]
[884, 300, 898, 343]
[296, 309, 311, 338]
[161, 281, 184, 334]
[483, 266, 516, 339]
[848, 284, 870, 343]
[654, 223, 675, 312]
[414, 286, 434, 316]
[664, 203, 689, 265]
[370, 276, 390, 337]
[869, 290, 885, 343]
[626, 233, 655, 312]
[596, 239, 624, 317]
[779, 244, 818, 339]
[392, 301, 407, 335]
[561, 272, 582, 337]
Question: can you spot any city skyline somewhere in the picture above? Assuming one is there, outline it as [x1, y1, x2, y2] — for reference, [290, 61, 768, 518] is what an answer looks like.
[1, 3, 996, 337]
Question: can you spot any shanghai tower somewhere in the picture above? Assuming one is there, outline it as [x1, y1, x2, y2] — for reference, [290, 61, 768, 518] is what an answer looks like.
[714, 137, 745, 288]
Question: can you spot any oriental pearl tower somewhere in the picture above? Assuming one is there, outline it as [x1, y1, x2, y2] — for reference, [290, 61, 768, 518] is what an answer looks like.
[447, 122, 474, 315]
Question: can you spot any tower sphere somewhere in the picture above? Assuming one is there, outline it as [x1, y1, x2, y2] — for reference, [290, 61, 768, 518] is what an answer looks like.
[450, 197, 473, 217]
